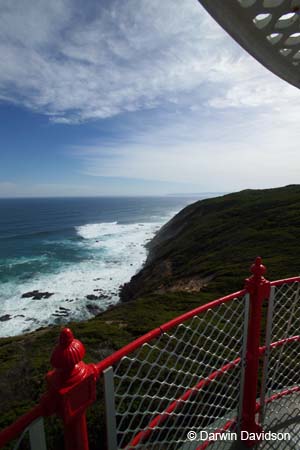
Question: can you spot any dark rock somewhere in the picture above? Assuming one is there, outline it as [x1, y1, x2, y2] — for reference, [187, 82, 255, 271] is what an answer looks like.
[22, 290, 39, 298]
[22, 290, 54, 300]
[86, 303, 102, 315]
[0, 314, 11, 322]
[86, 293, 111, 301]
[86, 294, 99, 300]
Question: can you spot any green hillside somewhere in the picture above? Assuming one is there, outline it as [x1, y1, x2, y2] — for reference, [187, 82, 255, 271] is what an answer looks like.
[121, 184, 300, 301]
[1, 184, 300, 449]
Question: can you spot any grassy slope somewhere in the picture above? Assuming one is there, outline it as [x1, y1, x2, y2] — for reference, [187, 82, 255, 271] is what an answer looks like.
[1, 185, 300, 448]
[121, 185, 300, 300]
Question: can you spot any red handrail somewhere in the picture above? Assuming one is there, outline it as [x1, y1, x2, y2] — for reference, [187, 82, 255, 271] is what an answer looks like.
[270, 276, 300, 286]
[0, 261, 299, 450]
[0, 289, 245, 449]
[126, 335, 300, 448]
[197, 386, 300, 450]
[127, 357, 241, 448]
[0, 404, 44, 447]
[95, 289, 246, 377]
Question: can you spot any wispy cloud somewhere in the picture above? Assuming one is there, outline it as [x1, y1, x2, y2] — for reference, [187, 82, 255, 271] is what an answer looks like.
[72, 93, 300, 191]
[2, 0, 297, 124]
[1, 0, 300, 196]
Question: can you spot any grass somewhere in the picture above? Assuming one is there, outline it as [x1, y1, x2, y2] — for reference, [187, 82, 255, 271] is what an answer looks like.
[1, 184, 300, 449]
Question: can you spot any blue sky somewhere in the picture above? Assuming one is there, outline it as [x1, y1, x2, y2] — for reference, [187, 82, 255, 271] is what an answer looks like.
[1, 0, 300, 197]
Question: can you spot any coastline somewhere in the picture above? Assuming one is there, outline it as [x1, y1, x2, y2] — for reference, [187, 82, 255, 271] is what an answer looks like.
[1, 186, 300, 446]
[0, 221, 161, 338]
[0, 205, 182, 338]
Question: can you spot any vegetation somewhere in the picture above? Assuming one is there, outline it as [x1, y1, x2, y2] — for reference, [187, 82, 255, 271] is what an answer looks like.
[1, 185, 300, 449]
[121, 185, 300, 301]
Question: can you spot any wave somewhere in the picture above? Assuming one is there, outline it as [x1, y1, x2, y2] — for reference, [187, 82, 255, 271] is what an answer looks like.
[0, 255, 49, 268]
[0, 220, 162, 338]
[75, 221, 160, 251]
[0, 227, 72, 241]
[75, 222, 118, 239]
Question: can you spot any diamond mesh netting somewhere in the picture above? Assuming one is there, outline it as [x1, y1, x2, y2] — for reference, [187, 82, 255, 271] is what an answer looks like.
[3, 275, 300, 450]
[106, 294, 248, 449]
[259, 281, 300, 449]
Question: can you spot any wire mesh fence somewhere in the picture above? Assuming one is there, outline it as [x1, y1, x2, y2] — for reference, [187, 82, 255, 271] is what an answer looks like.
[103, 277, 300, 450]
[258, 281, 300, 449]
[104, 294, 248, 450]
[1, 266, 300, 450]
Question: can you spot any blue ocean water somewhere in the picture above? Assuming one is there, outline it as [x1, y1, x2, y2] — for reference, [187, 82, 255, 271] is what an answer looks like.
[0, 196, 208, 337]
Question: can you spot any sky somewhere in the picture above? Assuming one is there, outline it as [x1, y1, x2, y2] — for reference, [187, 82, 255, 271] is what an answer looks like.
[0, 0, 300, 197]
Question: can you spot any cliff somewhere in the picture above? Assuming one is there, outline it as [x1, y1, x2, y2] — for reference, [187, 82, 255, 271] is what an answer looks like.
[1, 184, 300, 449]
[120, 185, 300, 302]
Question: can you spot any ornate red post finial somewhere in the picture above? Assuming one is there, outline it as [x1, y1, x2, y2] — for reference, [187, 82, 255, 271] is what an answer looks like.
[245, 257, 269, 295]
[60, 327, 74, 347]
[250, 256, 266, 280]
[50, 328, 87, 383]
[46, 328, 97, 450]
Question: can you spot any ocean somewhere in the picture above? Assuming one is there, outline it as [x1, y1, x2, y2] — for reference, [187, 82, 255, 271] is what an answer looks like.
[0, 196, 208, 338]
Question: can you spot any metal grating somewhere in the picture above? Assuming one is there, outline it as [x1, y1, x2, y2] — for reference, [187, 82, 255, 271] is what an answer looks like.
[105, 295, 248, 449]
[198, 0, 300, 89]
[259, 281, 300, 449]
[3, 271, 300, 450]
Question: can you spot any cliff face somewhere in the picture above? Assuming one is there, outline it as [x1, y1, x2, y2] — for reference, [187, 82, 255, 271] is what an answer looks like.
[121, 185, 300, 301]
[2, 185, 300, 449]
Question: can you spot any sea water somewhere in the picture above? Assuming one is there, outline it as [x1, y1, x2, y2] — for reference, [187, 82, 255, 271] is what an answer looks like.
[0, 196, 209, 337]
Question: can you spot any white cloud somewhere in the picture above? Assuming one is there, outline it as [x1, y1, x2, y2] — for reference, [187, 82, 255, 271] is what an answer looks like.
[2, 0, 296, 123]
[1, 0, 300, 194]
[73, 96, 300, 191]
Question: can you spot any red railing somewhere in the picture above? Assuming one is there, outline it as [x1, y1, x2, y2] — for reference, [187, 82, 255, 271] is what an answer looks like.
[0, 257, 299, 450]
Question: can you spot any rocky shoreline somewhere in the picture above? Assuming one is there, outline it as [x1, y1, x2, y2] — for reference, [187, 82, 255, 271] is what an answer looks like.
[22, 290, 54, 300]
[0, 286, 120, 329]
[2, 185, 300, 449]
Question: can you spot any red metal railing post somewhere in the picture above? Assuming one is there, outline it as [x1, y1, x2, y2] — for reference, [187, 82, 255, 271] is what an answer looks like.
[46, 328, 97, 450]
[241, 257, 270, 446]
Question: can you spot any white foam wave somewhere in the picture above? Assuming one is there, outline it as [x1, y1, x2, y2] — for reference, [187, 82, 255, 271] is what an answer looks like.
[0, 221, 161, 337]
[76, 221, 118, 239]
[0, 255, 48, 268]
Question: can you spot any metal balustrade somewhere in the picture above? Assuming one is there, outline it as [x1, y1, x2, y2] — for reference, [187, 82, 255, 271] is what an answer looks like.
[104, 293, 248, 449]
[0, 257, 300, 450]
[258, 281, 300, 449]
[10, 418, 47, 450]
